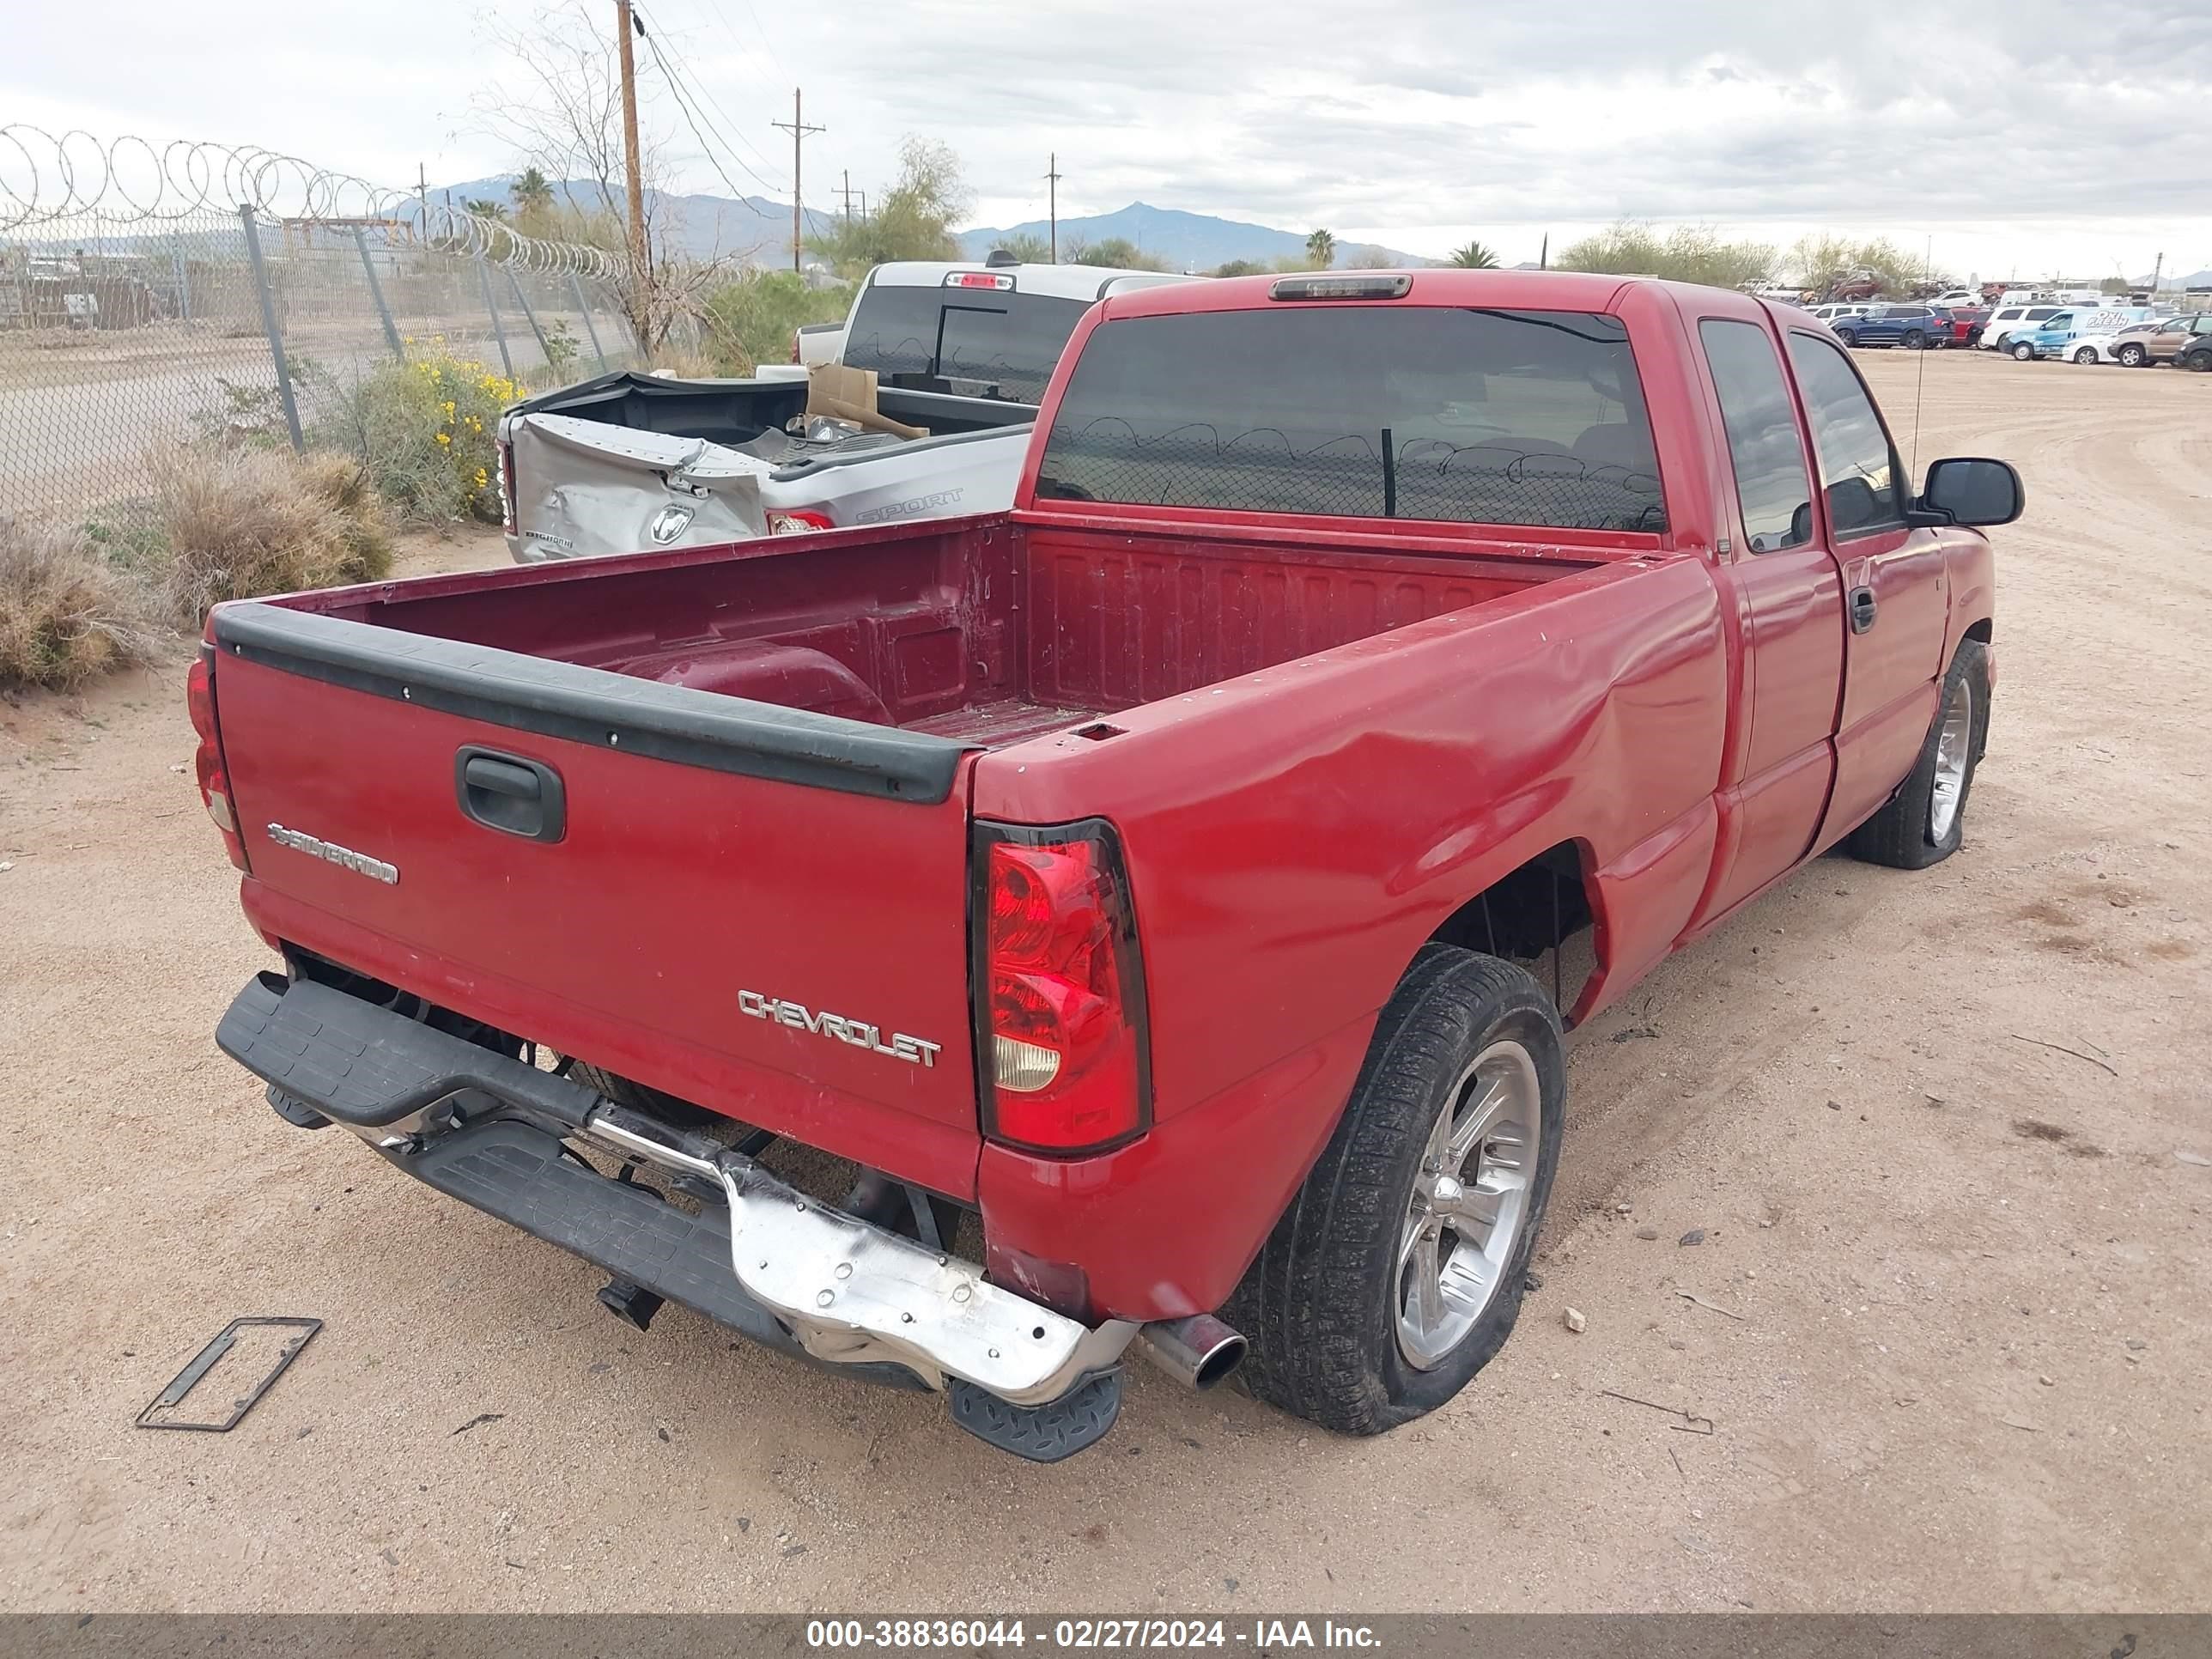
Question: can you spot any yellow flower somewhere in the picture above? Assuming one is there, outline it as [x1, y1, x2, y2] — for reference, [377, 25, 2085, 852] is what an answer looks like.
[434, 432, 451, 446]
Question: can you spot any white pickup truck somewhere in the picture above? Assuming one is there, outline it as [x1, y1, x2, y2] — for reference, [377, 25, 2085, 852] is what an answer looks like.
[500, 256, 1188, 562]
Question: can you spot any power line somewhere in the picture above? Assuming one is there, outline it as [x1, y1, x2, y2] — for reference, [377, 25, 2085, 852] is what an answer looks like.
[635, 3, 781, 176]
[632, 12, 781, 211]
[687, 0, 791, 102]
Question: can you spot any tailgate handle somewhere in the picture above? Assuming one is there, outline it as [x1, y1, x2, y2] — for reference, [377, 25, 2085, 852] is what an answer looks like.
[456, 747, 566, 842]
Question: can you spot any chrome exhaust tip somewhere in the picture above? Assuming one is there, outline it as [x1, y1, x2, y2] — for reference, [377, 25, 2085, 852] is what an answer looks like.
[1135, 1313, 1247, 1390]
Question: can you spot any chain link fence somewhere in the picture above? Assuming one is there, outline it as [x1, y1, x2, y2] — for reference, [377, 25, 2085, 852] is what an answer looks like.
[2, 131, 647, 534]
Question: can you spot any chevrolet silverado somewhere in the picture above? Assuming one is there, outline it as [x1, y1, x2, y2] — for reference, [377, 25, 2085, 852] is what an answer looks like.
[191, 270, 2021, 1461]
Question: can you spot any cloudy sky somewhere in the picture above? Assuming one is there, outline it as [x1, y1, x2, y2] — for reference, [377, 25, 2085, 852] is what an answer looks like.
[9, 0, 2211, 281]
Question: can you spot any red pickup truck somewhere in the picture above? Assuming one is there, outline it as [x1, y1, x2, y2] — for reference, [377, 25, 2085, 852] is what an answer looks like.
[190, 270, 2021, 1461]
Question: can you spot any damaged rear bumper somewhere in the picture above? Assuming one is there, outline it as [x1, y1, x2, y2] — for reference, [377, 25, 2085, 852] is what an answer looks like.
[215, 972, 1136, 1459]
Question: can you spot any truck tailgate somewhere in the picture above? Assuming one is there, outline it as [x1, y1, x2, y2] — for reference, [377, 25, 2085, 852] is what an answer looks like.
[209, 602, 986, 1198]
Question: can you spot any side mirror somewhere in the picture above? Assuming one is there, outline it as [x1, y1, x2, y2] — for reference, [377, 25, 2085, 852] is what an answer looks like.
[1911, 457, 2023, 527]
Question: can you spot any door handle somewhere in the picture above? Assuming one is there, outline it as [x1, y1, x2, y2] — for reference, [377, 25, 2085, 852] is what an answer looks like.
[456, 746, 566, 842]
[1848, 585, 1879, 635]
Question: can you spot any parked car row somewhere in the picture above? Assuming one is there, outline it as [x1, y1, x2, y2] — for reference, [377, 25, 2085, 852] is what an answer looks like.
[1808, 296, 2212, 369]
[2008, 309, 2212, 369]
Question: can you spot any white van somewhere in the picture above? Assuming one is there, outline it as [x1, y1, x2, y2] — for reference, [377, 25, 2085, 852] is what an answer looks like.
[1978, 302, 2064, 350]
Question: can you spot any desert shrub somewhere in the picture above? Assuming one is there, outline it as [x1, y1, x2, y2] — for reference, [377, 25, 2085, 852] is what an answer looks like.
[0, 516, 158, 690]
[1559, 221, 1775, 289]
[151, 447, 395, 626]
[315, 345, 518, 523]
[699, 270, 854, 374]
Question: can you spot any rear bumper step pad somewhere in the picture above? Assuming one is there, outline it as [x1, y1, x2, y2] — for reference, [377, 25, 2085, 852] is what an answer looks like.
[406, 1117, 925, 1393]
[214, 971, 1127, 1460]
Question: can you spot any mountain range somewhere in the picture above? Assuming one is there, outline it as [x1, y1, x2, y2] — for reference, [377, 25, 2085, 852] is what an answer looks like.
[437, 177, 1426, 271]
[434, 175, 835, 264]
[957, 202, 1424, 270]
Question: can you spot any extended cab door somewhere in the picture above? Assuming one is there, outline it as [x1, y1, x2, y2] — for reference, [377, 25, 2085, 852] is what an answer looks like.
[1684, 312, 1845, 926]
[1782, 328, 1952, 849]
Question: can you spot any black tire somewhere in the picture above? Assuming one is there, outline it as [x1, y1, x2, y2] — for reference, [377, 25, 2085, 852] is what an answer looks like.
[2116, 343, 2148, 368]
[1904, 329, 1926, 349]
[2073, 346, 2099, 365]
[1834, 331, 1858, 348]
[1229, 945, 1564, 1434]
[2184, 349, 2212, 374]
[1849, 639, 1990, 870]
[2011, 340, 2037, 362]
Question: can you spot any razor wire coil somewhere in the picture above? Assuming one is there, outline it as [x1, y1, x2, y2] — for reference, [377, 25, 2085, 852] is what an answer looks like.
[2, 126, 622, 278]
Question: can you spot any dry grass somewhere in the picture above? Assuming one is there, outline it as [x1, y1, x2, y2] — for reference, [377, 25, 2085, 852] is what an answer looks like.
[151, 447, 396, 626]
[0, 516, 159, 691]
[644, 345, 723, 379]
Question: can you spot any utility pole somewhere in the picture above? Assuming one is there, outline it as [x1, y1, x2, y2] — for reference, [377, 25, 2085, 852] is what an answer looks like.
[1043, 152, 1062, 263]
[772, 88, 825, 273]
[614, 0, 648, 308]
[416, 161, 428, 244]
[2150, 250, 2164, 295]
[842, 167, 853, 224]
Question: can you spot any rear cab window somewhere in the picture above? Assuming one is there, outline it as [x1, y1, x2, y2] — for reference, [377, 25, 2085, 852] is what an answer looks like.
[841, 280, 1094, 404]
[1698, 319, 1813, 553]
[1034, 305, 1668, 532]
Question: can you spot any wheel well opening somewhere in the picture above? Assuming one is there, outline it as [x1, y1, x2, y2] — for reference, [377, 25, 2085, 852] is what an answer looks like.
[1964, 618, 1992, 644]
[1426, 842, 1599, 1022]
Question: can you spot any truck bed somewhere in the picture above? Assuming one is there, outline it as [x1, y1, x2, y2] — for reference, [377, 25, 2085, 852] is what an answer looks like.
[294, 516, 1597, 753]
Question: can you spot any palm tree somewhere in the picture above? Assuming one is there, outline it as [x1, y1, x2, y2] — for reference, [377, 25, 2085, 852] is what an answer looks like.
[1304, 228, 1337, 269]
[1449, 240, 1500, 269]
[462, 197, 510, 222]
[510, 167, 556, 222]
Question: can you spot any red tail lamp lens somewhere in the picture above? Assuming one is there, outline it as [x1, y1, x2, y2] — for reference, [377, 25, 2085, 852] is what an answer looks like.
[186, 648, 248, 871]
[977, 827, 1148, 1153]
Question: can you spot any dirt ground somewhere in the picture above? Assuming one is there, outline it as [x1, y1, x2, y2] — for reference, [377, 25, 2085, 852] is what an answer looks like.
[2, 350, 2208, 1613]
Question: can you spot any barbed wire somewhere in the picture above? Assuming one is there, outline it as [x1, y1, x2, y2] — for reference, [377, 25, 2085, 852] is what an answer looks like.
[0, 126, 623, 279]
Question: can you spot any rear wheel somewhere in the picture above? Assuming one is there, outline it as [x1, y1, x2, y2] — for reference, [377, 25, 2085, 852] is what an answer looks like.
[1850, 640, 1990, 870]
[1230, 946, 1564, 1434]
[2011, 340, 2037, 362]
[2184, 349, 2212, 374]
[2116, 342, 2148, 368]
[2073, 346, 2100, 365]
[1904, 329, 1927, 349]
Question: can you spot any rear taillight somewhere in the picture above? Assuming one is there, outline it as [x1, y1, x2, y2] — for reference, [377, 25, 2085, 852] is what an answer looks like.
[975, 819, 1149, 1153]
[768, 509, 835, 534]
[789, 331, 802, 363]
[496, 437, 517, 533]
[186, 645, 249, 872]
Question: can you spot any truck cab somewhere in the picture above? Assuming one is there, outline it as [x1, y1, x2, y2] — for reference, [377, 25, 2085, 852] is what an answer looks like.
[797, 256, 1194, 397]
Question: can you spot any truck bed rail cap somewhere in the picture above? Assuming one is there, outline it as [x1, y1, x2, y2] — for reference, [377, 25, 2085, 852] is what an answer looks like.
[210, 601, 976, 803]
